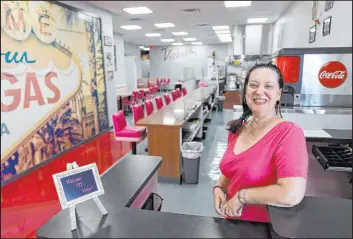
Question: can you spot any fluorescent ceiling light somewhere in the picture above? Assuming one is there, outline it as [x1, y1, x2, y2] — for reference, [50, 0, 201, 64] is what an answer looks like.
[217, 34, 231, 38]
[123, 7, 152, 15]
[120, 25, 142, 30]
[215, 30, 230, 34]
[145, 33, 161, 37]
[217, 33, 232, 36]
[191, 42, 203, 45]
[218, 35, 232, 42]
[212, 25, 229, 30]
[247, 18, 268, 23]
[224, 1, 251, 8]
[154, 22, 175, 28]
[161, 39, 175, 42]
[143, 47, 150, 51]
[172, 42, 183, 46]
[172, 32, 188, 36]
[183, 37, 197, 41]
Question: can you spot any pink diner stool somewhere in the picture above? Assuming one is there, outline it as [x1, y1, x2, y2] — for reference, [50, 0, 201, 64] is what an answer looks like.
[155, 96, 164, 110]
[199, 81, 207, 88]
[112, 111, 146, 155]
[139, 89, 145, 102]
[175, 88, 182, 98]
[132, 104, 145, 125]
[182, 87, 187, 96]
[164, 93, 171, 105]
[171, 90, 178, 101]
[145, 100, 154, 116]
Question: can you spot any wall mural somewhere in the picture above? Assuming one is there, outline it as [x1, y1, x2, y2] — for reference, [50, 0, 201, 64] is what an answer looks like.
[1, 1, 109, 184]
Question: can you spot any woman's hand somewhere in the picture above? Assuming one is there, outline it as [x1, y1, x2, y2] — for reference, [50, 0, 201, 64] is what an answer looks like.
[222, 191, 243, 217]
[213, 187, 227, 217]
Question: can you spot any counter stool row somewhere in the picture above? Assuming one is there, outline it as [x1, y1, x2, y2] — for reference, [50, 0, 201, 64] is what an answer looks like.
[112, 87, 188, 154]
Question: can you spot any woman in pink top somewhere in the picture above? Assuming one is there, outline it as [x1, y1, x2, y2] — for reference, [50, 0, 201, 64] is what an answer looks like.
[213, 63, 308, 223]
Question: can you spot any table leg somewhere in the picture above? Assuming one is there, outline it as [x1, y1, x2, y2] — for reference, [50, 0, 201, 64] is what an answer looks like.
[132, 142, 137, 155]
[119, 96, 123, 111]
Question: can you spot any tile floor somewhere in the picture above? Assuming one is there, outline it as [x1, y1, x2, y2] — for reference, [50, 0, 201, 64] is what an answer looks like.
[127, 108, 352, 218]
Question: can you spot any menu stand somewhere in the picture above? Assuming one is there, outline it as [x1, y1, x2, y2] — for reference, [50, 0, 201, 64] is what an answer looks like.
[67, 162, 108, 231]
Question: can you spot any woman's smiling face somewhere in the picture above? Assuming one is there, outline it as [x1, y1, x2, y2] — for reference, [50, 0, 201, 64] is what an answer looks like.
[245, 68, 282, 115]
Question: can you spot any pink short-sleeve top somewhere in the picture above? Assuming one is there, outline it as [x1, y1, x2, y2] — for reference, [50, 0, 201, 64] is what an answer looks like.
[219, 121, 308, 223]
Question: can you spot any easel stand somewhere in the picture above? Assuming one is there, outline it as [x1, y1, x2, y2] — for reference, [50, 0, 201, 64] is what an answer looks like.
[67, 162, 108, 231]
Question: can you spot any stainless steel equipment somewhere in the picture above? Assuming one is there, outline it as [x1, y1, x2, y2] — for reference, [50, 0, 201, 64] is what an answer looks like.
[272, 47, 352, 108]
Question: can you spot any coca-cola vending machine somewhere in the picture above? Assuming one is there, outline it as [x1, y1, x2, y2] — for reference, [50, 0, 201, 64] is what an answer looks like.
[272, 47, 352, 107]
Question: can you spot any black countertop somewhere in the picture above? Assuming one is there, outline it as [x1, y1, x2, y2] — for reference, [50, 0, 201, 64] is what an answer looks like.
[305, 129, 352, 144]
[37, 155, 352, 238]
[268, 196, 352, 238]
[38, 208, 270, 238]
[36, 155, 270, 238]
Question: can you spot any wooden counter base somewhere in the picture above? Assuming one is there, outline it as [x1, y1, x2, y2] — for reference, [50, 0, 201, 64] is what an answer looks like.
[147, 126, 181, 182]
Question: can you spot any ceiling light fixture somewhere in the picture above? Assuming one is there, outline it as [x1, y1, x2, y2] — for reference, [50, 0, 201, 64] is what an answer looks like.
[123, 7, 153, 15]
[212, 25, 229, 30]
[224, 1, 251, 8]
[191, 42, 203, 45]
[217, 33, 232, 38]
[183, 37, 197, 41]
[216, 33, 232, 37]
[143, 47, 150, 51]
[145, 33, 161, 37]
[215, 30, 231, 34]
[172, 42, 183, 46]
[139, 46, 145, 49]
[154, 22, 175, 28]
[172, 32, 188, 36]
[161, 39, 175, 42]
[120, 25, 142, 30]
[247, 18, 268, 23]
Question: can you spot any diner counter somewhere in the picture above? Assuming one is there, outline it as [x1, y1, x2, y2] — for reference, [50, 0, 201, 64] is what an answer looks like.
[137, 86, 216, 128]
[304, 129, 352, 144]
[136, 86, 217, 183]
[37, 154, 352, 238]
[36, 154, 269, 238]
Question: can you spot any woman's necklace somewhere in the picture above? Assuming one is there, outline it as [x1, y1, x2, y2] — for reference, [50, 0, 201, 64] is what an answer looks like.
[249, 115, 278, 135]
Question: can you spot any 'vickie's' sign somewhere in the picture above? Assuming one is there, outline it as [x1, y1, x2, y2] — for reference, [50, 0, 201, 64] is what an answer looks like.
[162, 47, 196, 61]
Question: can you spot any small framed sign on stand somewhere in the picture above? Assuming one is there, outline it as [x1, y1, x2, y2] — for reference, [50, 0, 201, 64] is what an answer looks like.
[52, 162, 107, 231]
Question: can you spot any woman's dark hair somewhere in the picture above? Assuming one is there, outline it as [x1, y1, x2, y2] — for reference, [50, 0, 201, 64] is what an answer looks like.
[227, 63, 284, 134]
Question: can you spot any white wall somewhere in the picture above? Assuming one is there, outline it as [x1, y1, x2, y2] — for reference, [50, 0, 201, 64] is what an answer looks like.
[273, 1, 352, 51]
[113, 32, 126, 87]
[141, 60, 151, 78]
[124, 42, 142, 79]
[245, 25, 263, 55]
[59, 1, 116, 127]
[150, 44, 229, 83]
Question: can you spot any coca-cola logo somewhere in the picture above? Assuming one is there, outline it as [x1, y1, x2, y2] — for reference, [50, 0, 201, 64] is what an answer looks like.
[318, 61, 348, 88]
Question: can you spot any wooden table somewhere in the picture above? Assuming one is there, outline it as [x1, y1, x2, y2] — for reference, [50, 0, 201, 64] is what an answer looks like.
[116, 91, 132, 111]
[136, 86, 217, 183]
